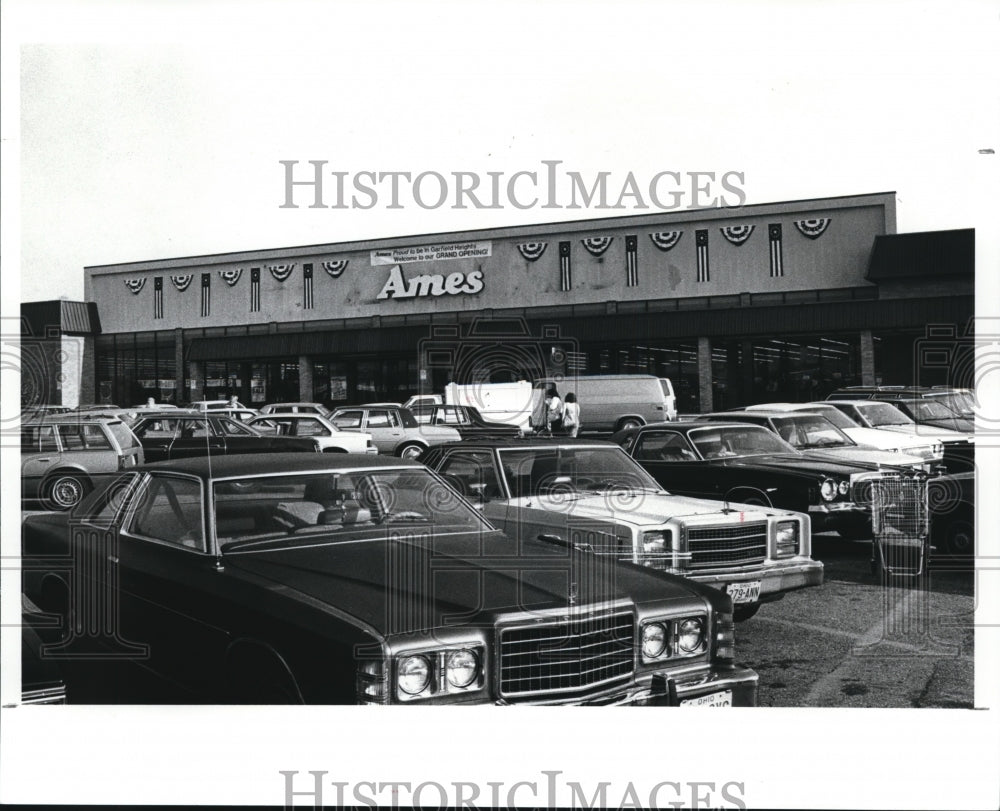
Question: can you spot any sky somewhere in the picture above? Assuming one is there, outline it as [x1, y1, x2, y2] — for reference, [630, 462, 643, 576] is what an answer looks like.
[2, 1, 1000, 809]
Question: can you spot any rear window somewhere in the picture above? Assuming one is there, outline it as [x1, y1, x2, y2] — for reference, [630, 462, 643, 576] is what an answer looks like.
[108, 422, 141, 450]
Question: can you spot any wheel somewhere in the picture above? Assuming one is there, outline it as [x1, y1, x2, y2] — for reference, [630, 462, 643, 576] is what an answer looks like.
[396, 442, 425, 459]
[43, 473, 90, 511]
[733, 603, 761, 621]
[617, 418, 643, 432]
[942, 520, 974, 557]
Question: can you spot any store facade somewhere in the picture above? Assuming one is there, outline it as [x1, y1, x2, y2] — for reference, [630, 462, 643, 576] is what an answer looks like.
[81, 192, 973, 412]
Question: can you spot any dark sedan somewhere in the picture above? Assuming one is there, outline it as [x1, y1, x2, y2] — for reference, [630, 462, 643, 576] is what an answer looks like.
[411, 404, 522, 438]
[129, 412, 321, 462]
[613, 421, 930, 540]
[21, 453, 757, 706]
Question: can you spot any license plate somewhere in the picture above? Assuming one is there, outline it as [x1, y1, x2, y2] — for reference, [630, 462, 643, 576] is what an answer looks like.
[726, 581, 761, 604]
[681, 689, 733, 707]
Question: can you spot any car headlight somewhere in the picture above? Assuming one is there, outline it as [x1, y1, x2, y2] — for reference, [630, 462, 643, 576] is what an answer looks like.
[775, 521, 799, 557]
[838, 480, 849, 496]
[820, 478, 837, 501]
[641, 622, 668, 661]
[639, 530, 670, 569]
[678, 617, 706, 654]
[397, 655, 431, 696]
[445, 649, 479, 689]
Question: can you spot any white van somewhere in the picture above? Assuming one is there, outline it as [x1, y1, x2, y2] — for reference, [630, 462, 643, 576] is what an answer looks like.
[533, 374, 675, 433]
[445, 381, 535, 430]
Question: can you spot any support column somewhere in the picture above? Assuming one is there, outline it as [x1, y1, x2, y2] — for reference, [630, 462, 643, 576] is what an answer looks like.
[188, 360, 204, 403]
[79, 335, 96, 406]
[299, 355, 314, 402]
[697, 336, 713, 414]
[860, 329, 876, 386]
[174, 328, 185, 405]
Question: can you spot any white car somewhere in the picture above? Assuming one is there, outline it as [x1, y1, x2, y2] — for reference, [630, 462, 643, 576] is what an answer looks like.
[744, 402, 942, 462]
[246, 413, 376, 454]
[258, 402, 331, 417]
[822, 400, 974, 462]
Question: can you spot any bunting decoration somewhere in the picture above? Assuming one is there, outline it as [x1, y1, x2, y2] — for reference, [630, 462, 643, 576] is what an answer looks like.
[581, 236, 613, 257]
[250, 267, 261, 312]
[720, 225, 755, 246]
[153, 277, 163, 319]
[268, 263, 296, 282]
[200, 273, 211, 317]
[695, 229, 710, 283]
[516, 242, 547, 262]
[303, 263, 314, 310]
[170, 274, 194, 292]
[649, 231, 683, 252]
[218, 268, 243, 287]
[322, 260, 349, 278]
[794, 218, 832, 240]
[625, 235, 639, 287]
[769, 223, 784, 277]
[124, 278, 146, 295]
[559, 241, 572, 291]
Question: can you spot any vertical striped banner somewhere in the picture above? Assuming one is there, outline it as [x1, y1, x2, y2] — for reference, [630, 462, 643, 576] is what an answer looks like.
[625, 235, 638, 287]
[303, 263, 314, 309]
[559, 241, 572, 291]
[153, 277, 163, 319]
[250, 267, 261, 312]
[695, 229, 710, 282]
[769, 223, 784, 277]
[200, 273, 211, 317]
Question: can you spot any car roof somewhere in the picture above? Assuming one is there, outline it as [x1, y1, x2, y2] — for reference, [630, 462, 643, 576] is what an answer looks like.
[22, 413, 125, 425]
[136, 452, 423, 478]
[430, 437, 618, 450]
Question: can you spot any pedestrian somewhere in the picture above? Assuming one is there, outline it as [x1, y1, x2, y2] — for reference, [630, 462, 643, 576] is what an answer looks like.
[562, 391, 580, 437]
[544, 385, 563, 435]
[145, 397, 155, 408]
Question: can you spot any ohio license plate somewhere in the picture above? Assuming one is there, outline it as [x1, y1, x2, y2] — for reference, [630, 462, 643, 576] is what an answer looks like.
[681, 689, 733, 707]
[726, 581, 761, 604]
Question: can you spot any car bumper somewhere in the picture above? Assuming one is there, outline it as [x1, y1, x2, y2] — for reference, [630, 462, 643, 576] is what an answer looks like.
[496, 664, 759, 706]
[685, 559, 824, 600]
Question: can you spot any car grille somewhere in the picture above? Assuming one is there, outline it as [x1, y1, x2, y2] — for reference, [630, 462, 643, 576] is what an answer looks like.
[686, 522, 768, 569]
[498, 610, 634, 701]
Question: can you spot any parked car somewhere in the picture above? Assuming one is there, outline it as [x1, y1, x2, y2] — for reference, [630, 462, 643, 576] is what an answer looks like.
[402, 394, 443, 409]
[258, 402, 331, 417]
[21, 454, 758, 705]
[612, 421, 932, 541]
[246, 413, 376, 453]
[329, 405, 461, 458]
[21, 414, 144, 510]
[744, 402, 944, 461]
[420, 438, 822, 621]
[929, 470, 974, 558]
[698, 410, 928, 469]
[128, 411, 321, 462]
[823, 400, 973, 472]
[870, 393, 975, 434]
[189, 399, 248, 411]
[410, 404, 523, 438]
[923, 387, 975, 419]
[20, 594, 68, 704]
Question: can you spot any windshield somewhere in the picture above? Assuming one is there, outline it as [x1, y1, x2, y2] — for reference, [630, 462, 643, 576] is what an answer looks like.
[905, 400, 960, 420]
[213, 467, 489, 548]
[801, 405, 858, 430]
[859, 402, 914, 427]
[688, 425, 797, 458]
[498, 446, 663, 497]
[926, 391, 974, 415]
[773, 415, 855, 449]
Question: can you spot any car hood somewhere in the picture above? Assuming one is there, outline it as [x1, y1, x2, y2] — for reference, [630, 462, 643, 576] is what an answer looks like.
[793, 447, 926, 468]
[506, 491, 788, 527]
[841, 426, 932, 451]
[874, 425, 972, 443]
[718, 453, 882, 477]
[223, 529, 703, 634]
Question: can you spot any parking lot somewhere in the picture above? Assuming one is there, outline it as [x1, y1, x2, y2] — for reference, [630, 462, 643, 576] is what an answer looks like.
[22, 504, 975, 709]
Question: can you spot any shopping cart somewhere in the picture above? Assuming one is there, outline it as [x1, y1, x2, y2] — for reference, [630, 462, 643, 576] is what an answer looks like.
[870, 472, 930, 579]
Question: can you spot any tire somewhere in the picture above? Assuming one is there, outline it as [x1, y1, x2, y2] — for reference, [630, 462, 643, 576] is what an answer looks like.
[396, 442, 425, 460]
[617, 417, 643, 432]
[733, 603, 761, 621]
[43, 473, 91, 511]
[942, 520, 974, 557]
